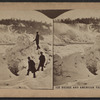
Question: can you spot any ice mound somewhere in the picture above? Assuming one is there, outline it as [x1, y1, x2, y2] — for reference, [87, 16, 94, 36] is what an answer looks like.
[5, 34, 52, 76]
[0, 33, 52, 89]
[85, 35, 100, 75]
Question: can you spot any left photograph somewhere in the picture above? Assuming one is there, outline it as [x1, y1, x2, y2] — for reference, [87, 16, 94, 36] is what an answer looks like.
[0, 10, 53, 89]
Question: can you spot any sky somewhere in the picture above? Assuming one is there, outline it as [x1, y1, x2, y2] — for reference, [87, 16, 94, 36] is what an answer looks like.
[0, 10, 52, 24]
[56, 9, 100, 20]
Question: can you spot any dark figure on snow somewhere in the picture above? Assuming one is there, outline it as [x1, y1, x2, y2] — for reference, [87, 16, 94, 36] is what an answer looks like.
[26, 57, 36, 78]
[37, 52, 45, 71]
[34, 32, 40, 50]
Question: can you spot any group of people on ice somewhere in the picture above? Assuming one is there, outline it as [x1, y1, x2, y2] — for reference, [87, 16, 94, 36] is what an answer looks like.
[26, 32, 46, 78]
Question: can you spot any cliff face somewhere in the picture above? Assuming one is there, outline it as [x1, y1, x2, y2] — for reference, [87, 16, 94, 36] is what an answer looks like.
[0, 19, 52, 44]
[54, 22, 100, 46]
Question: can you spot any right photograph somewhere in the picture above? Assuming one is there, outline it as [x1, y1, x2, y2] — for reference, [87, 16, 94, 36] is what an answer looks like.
[54, 9, 100, 88]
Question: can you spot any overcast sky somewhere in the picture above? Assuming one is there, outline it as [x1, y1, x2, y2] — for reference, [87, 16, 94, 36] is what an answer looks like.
[56, 9, 100, 20]
[0, 10, 52, 24]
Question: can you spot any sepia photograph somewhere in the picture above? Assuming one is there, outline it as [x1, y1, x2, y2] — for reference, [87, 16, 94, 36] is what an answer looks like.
[54, 9, 100, 88]
[0, 3, 100, 97]
[0, 10, 53, 89]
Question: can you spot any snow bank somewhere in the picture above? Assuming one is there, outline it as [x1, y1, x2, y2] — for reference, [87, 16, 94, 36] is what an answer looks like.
[54, 52, 94, 86]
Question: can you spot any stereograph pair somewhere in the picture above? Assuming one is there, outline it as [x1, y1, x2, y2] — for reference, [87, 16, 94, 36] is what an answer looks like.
[0, 9, 100, 90]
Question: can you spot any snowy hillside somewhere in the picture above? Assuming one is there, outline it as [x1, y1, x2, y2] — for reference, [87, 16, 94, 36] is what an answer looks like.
[0, 18, 53, 89]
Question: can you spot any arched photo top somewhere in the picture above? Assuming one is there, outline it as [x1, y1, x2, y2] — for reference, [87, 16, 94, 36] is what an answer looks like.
[37, 10, 71, 19]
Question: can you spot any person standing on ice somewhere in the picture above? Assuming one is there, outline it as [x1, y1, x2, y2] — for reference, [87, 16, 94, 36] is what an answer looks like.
[26, 57, 36, 78]
[37, 52, 45, 71]
[33, 32, 40, 50]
